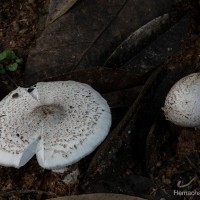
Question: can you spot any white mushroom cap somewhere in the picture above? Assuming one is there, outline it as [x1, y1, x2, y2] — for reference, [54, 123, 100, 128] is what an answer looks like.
[0, 81, 111, 169]
[163, 73, 200, 128]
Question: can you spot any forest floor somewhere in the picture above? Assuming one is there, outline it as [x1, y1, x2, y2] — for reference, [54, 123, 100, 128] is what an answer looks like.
[0, 0, 200, 200]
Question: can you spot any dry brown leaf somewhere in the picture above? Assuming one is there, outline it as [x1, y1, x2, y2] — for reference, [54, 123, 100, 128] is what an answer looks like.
[47, 0, 78, 24]
[25, 0, 177, 84]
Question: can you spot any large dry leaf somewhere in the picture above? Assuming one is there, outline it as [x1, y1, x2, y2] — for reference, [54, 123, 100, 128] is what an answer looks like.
[46, 0, 78, 24]
[120, 15, 190, 75]
[103, 13, 188, 69]
[25, 0, 176, 84]
[50, 193, 146, 200]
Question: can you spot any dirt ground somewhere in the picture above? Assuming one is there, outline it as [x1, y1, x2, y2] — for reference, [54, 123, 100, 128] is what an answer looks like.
[0, 0, 47, 56]
[1, 0, 200, 200]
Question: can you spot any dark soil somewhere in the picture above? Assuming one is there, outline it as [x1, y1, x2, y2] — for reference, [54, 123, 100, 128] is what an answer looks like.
[0, 0, 48, 88]
[0, 0, 47, 56]
[1, 0, 200, 200]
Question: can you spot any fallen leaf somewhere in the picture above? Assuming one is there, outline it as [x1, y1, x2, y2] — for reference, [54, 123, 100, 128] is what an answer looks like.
[121, 15, 191, 75]
[25, 0, 177, 84]
[103, 13, 188, 69]
[46, 0, 78, 24]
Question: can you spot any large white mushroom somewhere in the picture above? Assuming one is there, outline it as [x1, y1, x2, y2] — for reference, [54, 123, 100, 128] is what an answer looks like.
[0, 81, 111, 170]
[163, 73, 200, 128]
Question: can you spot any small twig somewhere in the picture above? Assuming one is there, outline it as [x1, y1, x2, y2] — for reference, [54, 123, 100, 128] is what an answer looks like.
[177, 177, 196, 189]
[5, 74, 18, 88]
[1, 190, 57, 198]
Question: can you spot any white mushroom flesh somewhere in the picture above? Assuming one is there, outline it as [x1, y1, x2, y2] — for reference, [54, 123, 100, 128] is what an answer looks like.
[0, 87, 41, 167]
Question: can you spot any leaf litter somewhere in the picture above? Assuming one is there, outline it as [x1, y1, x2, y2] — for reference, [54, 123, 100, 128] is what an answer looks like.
[1, 0, 200, 200]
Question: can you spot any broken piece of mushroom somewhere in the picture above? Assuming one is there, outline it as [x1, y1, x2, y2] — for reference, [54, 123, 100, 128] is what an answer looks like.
[163, 73, 200, 128]
[0, 81, 111, 170]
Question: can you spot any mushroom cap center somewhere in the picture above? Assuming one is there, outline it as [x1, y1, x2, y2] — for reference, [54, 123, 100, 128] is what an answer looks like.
[31, 104, 65, 123]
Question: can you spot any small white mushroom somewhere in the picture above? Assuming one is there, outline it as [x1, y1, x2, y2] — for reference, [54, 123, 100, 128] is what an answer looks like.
[163, 73, 200, 128]
[0, 81, 111, 169]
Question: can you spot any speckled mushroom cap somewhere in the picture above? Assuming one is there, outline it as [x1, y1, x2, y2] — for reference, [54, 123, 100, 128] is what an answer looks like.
[0, 81, 111, 169]
[163, 73, 200, 128]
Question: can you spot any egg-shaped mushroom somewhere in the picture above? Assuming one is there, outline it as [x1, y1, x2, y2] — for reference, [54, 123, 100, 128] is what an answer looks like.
[163, 73, 200, 128]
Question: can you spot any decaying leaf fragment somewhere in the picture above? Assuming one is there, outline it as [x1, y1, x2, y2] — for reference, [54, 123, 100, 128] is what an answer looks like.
[46, 0, 78, 24]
